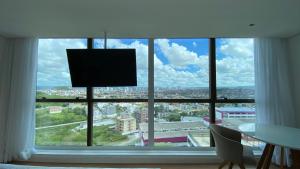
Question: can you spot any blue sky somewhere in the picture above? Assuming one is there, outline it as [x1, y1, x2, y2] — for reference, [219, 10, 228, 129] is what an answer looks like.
[37, 38, 254, 88]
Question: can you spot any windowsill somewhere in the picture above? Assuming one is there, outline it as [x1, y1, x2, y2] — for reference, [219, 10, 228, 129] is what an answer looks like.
[27, 148, 262, 164]
[34, 148, 216, 156]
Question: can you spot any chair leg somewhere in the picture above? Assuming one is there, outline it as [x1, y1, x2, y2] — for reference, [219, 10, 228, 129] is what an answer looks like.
[228, 162, 234, 169]
[218, 161, 228, 169]
[239, 163, 246, 169]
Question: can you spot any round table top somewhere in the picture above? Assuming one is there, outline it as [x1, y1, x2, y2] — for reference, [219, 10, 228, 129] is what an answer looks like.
[238, 123, 300, 150]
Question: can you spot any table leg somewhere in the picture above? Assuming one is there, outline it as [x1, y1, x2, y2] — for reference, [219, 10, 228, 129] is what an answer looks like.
[257, 144, 271, 169]
[262, 144, 275, 169]
[228, 162, 234, 169]
[280, 146, 285, 169]
[218, 161, 228, 169]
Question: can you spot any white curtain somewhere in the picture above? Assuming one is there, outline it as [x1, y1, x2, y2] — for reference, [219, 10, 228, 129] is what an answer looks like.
[254, 38, 297, 166]
[0, 37, 38, 163]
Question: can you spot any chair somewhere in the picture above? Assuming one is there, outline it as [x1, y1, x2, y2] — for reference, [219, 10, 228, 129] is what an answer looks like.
[210, 124, 256, 169]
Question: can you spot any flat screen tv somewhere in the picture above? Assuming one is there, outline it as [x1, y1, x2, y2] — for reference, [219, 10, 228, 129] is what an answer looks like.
[66, 49, 137, 87]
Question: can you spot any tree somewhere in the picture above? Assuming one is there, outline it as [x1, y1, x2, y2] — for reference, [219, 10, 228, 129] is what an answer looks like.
[36, 103, 42, 108]
[166, 113, 181, 121]
[73, 107, 86, 115]
[190, 110, 209, 117]
[180, 112, 188, 116]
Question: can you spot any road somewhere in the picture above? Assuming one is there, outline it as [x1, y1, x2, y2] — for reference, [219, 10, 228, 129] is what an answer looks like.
[35, 121, 86, 130]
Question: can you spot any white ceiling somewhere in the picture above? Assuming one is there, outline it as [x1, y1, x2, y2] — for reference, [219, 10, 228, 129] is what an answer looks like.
[0, 0, 300, 38]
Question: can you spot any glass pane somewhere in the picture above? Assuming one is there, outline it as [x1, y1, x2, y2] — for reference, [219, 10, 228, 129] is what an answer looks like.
[154, 39, 209, 99]
[35, 102, 87, 146]
[151, 103, 210, 147]
[93, 102, 147, 146]
[216, 38, 254, 99]
[37, 39, 87, 99]
[215, 103, 261, 147]
[93, 39, 148, 99]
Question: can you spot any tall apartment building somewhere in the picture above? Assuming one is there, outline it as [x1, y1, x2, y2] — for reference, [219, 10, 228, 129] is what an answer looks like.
[135, 108, 148, 124]
[116, 115, 137, 133]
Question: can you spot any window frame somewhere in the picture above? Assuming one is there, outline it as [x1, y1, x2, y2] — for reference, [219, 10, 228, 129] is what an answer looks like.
[35, 38, 255, 149]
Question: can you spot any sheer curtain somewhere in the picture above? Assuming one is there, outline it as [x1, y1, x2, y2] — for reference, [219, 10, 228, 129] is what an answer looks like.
[254, 38, 297, 166]
[0, 37, 38, 163]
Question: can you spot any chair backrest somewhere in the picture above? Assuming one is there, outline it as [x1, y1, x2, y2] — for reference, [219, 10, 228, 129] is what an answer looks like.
[210, 124, 243, 163]
[211, 124, 241, 142]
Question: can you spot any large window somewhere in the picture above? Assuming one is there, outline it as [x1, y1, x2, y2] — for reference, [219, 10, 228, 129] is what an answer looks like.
[154, 39, 209, 99]
[215, 38, 256, 147]
[36, 38, 255, 148]
[93, 102, 148, 146]
[36, 102, 87, 146]
[216, 38, 254, 99]
[154, 39, 210, 147]
[36, 39, 87, 146]
[91, 39, 148, 146]
[153, 103, 210, 147]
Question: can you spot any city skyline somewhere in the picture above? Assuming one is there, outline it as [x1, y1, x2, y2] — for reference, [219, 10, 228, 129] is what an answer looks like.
[36, 86, 255, 99]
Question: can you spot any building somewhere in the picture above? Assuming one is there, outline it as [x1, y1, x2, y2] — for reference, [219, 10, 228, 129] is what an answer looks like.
[216, 107, 255, 119]
[48, 106, 62, 114]
[139, 121, 209, 146]
[156, 111, 169, 119]
[181, 116, 202, 122]
[202, 107, 255, 126]
[115, 115, 137, 134]
[135, 108, 148, 124]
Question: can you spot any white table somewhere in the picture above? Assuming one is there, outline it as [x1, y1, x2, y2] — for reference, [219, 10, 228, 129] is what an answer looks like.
[238, 123, 300, 169]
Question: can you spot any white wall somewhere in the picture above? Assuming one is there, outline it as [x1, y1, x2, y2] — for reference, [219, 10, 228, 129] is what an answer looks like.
[288, 33, 300, 128]
[0, 36, 6, 162]
[0, 36, 5, 57]
[0, 36, 7, 62]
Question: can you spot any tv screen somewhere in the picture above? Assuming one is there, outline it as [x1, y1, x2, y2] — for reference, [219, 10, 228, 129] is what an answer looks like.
[66, 49, 137, 87]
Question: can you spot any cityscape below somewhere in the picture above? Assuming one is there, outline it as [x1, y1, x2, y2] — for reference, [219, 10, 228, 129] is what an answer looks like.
[35, 86, 259, 147]
[36, 86, 254, 99]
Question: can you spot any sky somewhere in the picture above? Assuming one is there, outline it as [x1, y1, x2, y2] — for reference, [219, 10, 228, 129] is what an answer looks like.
[37, 38, 254, 88]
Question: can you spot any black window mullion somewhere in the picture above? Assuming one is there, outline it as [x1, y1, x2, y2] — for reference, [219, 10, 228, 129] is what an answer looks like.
[87, 38, 93, 146]
[209, 38, 216, 147]
[36, 99, 87, 102]
[216, 99, 255, 103]
[87, 87, 93, 146]
[154, 99, 210, 103]
[92, 99, 148, 102]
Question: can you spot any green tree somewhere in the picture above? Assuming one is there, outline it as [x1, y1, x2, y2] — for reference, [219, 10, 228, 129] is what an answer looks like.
[180, 112, 188, 116]
[190, 110, 209, 117]
[166, 113, 181, 121]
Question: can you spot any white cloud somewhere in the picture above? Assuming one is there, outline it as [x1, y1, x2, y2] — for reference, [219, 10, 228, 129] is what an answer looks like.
[37, 39, 148, 87]
[154, 63, 209, 87]
[219, 38, 253, 59]
[37, 38, 254, 88]
[154, 39, 209, 87]
[37, 39, 86, 86]
[153, 38, 254, 87]
[155, 39, 207, 69]
[216, 38, 254, 87]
